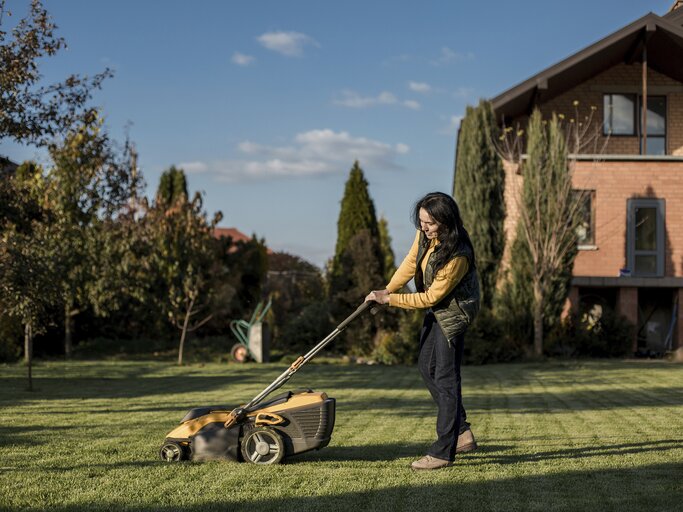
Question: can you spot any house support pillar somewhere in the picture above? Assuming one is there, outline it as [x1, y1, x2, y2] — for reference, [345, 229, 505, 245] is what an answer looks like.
[561, 286, 580, 322]
[617, 287, 638, 353]
[676, 288, 683, 351]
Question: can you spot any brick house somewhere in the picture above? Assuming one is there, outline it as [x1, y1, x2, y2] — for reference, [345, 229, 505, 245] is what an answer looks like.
[474, 2, 683, 354]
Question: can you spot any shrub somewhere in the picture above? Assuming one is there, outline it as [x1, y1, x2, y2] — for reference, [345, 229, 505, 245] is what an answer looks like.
[464, 307, 525, 364]
[371, 309, 421, 365]
[546, 306, 634, 358]
[278, 302, 334, 355]
[0, 315, 22, 362]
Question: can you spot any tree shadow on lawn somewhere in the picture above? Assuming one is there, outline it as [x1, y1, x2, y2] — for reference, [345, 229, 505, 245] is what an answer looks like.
[17, 438, 682, 470]
[0, 425, 74, 447]
[25, 462, 683, 512]
[465, 438, 683, 465]
[0, 375, 261, 403]
[292, 438, 683, 465]
[335, 384, 683, 414]
[462, 387, 683, 412]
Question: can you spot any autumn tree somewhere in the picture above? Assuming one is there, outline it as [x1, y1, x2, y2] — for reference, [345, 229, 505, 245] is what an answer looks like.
[0, 165, 59, 389]
[0, 0, 111, 146]
[150, 169, 223, 365]
[45, 114, 134, 356]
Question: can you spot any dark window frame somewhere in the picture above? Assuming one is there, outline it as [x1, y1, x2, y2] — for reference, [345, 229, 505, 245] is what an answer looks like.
[575, 189, 596, 248]
[627, 198, 665, 277]
[603, 93, 667, 154]
[637, 95, 667, 155]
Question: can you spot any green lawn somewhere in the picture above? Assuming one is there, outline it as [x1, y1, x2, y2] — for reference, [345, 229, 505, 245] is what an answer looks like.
[0, 359, 681, 511]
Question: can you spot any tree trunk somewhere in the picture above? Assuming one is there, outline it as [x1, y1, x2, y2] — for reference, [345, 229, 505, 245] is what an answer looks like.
[177, 297, 195, 366]
[64, 302, 73, 359]
[25, 323, 33, 392]
[533, 280, 544, 357]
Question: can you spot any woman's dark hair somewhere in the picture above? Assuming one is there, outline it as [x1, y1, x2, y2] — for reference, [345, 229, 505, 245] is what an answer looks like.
[412, 192, 475, 274]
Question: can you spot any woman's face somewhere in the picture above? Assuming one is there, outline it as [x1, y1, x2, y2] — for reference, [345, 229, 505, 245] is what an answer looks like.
[419, 208, 440, 240]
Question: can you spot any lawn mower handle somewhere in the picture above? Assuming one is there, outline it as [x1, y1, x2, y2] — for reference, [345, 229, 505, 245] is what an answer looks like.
[336, 300, 374, 331]
[224, 300, 378, 427]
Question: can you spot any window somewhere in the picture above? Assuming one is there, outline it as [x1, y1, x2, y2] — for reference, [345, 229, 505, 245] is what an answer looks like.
[604, 94, 636, 135]
[603, 94, 667, 155]
[627, 198, 665, 277]
[575, 190, 595, 247]
[640, 96, 666, 155]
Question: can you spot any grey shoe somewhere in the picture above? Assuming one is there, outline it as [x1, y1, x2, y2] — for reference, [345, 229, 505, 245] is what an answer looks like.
[456, 428, 478, 454]
[410, 455, 453, 470]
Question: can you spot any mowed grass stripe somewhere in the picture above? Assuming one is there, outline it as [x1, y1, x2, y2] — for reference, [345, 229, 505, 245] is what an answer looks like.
[0, 360, 682, 511]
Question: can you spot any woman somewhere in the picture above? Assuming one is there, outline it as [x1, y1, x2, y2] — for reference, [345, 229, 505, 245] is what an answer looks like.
[366, 192, 480, 470]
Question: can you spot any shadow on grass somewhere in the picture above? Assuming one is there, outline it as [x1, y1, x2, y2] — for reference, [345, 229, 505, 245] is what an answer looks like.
[18, 462, 683, 512]
[0, 376, 259, 402]
[0, 425, 75, 447]
[466, 439, 683, 465]
[1, 362, 681, 412]
[297, 439, 683, 465]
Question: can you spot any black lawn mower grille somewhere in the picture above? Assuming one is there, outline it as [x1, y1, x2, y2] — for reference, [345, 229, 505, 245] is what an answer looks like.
[282, 397, 335, 441]
[290, 408, 322, 438]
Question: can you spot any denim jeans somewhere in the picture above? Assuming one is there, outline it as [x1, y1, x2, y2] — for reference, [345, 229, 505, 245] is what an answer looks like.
[418, 311, 468, 461]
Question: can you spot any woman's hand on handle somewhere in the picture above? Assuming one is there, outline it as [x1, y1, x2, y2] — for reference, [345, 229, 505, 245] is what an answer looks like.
[365, 289, 390, 305]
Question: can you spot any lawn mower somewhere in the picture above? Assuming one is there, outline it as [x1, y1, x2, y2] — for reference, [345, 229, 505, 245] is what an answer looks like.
[159, 301, 373, 465]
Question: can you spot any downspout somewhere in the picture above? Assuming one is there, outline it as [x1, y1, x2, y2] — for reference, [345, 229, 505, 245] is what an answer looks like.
[641, 32, 648, 154]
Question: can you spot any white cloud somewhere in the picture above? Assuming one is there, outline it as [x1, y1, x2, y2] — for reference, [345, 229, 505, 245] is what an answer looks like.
[257, 31, 319, 57]
[333, 90, 396, 108]
[403, 100, 421, 110]
[431, 47, 475, 66]
[232, 52, 255, 66]
[179, 161, 208, 173]
[439, 115, 464, 135]
[408, 81, 432, 94]
[189, 129, 410, 183]
[453, 86, 475, 98]
[334, 90, 419, 110]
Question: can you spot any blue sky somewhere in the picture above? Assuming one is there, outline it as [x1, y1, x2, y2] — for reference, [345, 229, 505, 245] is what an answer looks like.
[1, 0, 674, 267]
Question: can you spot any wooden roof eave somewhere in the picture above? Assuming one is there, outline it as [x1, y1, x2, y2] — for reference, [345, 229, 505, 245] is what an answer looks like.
[491, 13, 683, 122]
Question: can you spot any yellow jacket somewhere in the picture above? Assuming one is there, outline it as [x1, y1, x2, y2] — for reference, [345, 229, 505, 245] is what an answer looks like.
[386, 230, 469, 309]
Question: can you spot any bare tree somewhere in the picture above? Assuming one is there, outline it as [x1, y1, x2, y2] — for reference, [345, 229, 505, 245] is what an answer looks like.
[495, 103, 606, 355]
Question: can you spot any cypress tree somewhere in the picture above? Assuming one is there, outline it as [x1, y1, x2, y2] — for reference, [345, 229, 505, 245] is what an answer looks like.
[453, 100, 506, 309]
[156, 166, 188, 207]
[377, 216, 396, 284]
[332, 161, 381, 273]
[328, 161, 385, 354]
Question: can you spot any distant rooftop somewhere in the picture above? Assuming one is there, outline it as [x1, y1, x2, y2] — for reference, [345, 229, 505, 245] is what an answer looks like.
[214, 227, 252, 244]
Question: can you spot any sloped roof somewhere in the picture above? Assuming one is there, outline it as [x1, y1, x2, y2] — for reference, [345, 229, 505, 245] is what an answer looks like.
[491, 12, 683, 122]
[214, 226, 273, 254]
[665, 1, 683, 25]
[214, 226, 251, 244]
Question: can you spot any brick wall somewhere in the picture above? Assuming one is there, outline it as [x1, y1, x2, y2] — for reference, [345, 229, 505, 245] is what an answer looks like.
[498, 63, 683, 278]
[500, 159, 683, 278]
[572, 160, 683, 278]
[537, 63, 683, 156]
